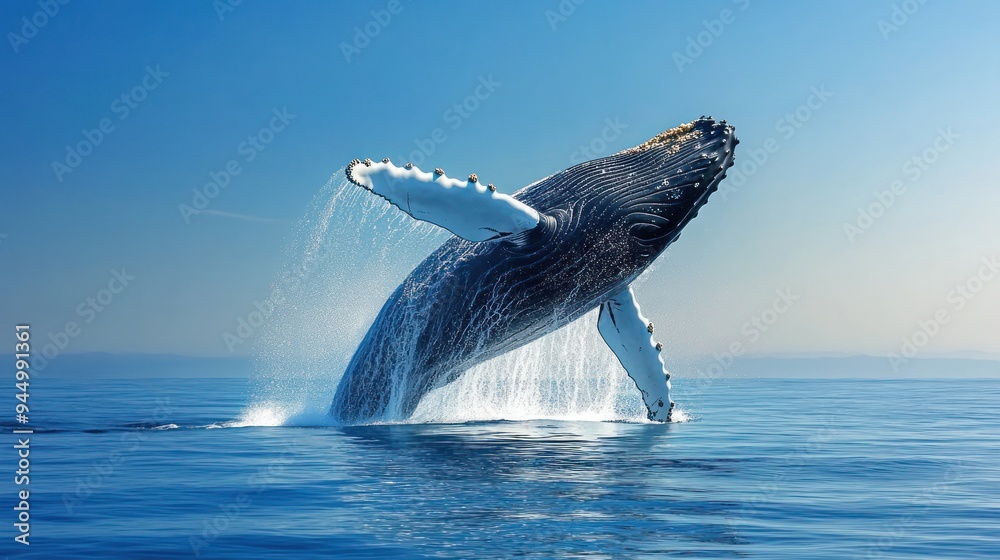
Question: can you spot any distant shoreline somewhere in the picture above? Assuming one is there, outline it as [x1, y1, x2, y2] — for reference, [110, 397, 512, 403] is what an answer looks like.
[12, 352, 1000, 379]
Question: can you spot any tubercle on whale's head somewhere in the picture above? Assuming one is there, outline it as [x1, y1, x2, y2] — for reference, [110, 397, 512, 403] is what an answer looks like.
[614, 116, 736, 156]
[613, 121, 699, 157]
[607, 116, 738, 253]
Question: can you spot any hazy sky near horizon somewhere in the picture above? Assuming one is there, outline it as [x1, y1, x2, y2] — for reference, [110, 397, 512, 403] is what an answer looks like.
[2, 0, 998, 363]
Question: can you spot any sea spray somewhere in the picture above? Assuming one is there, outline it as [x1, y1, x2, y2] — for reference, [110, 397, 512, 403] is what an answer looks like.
[244, 170, 444, 424]
[411, 310, 647, 423]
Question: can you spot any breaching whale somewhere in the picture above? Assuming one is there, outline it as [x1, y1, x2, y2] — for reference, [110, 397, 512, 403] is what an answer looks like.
[332, 117, 738, 423]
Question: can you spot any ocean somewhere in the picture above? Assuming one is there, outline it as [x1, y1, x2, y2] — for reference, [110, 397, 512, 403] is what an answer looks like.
[3, 377, 998, 559]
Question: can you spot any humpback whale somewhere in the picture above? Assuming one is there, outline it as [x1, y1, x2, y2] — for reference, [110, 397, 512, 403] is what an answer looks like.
[332, 117, 737, 423]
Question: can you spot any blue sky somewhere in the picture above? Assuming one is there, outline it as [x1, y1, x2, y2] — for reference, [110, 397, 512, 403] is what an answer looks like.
[1, 0, 998, 363]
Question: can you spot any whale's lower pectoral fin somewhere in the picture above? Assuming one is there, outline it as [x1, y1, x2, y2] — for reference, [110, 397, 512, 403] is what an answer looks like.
[598, 286, 674, 422]
[346, 158, 540, 242]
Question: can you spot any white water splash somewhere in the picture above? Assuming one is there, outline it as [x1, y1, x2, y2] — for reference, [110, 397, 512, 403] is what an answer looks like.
[411, 311, 648, 423]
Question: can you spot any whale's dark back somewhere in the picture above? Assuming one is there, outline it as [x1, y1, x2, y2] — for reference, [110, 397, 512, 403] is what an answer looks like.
[331, 118, 736, 422]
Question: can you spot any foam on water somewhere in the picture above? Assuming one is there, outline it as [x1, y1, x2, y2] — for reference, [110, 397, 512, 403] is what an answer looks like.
[240, 169, 662, 426]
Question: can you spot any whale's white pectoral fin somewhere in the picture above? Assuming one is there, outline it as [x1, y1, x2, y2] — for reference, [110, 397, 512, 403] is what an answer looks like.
[347, 158, 541, 242]
[598, 286, 673, 422]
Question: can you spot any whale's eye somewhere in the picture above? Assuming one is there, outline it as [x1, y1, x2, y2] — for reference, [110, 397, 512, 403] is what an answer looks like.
[625, 206, 674, 244]
[628, 222, 670, 244]
[629, 223, 665, 242]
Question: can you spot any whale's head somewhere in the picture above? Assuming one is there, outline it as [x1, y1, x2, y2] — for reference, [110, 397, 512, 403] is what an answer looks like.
[522, 117, 737, 262]
[609, 117, 736, 251]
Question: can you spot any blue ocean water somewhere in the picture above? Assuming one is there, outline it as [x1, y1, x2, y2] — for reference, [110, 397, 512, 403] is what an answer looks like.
[3, 377, 998, 559]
